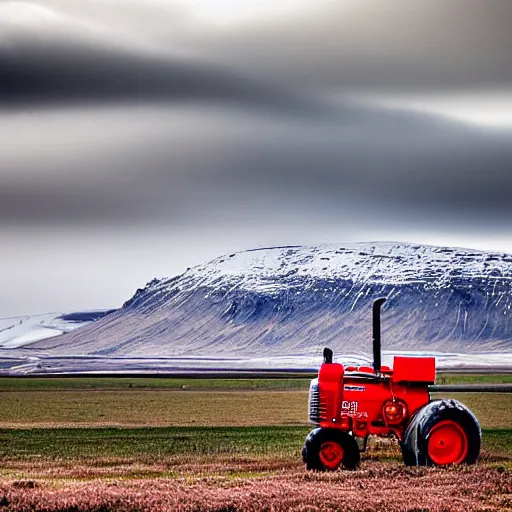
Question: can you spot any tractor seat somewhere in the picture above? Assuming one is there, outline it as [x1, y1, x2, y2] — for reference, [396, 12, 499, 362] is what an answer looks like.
[345, 365, 392, 374]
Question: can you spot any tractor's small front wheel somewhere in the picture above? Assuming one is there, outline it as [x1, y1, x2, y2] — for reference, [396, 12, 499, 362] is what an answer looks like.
[302, 428, 360, 471]
[401, 399, 481, 466]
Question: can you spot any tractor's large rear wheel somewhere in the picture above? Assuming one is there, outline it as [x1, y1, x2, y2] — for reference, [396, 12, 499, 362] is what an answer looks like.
[401, 399, 481, 466]
[302, 428, 360, 471]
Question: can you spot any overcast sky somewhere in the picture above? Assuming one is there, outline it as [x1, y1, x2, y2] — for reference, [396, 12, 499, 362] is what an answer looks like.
[1, 0, 512, 316]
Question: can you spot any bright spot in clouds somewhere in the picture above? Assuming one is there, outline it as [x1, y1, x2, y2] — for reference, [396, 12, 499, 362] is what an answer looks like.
[189, 0, 303, 22]
[359, 92, 512, 129]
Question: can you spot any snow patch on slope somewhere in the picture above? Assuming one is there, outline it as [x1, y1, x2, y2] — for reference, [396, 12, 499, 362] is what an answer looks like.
[0, 311, 114, 348]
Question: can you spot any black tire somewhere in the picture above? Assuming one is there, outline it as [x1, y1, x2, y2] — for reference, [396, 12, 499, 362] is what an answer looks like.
[302, 428, 360, 471]
[401, 399, 481, 466]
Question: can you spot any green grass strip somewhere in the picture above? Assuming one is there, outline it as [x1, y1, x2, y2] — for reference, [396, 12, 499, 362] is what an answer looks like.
[0, 426, 509, 461]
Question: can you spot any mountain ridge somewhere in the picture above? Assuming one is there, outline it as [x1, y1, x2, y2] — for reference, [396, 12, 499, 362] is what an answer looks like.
[23, 242, 511, 366]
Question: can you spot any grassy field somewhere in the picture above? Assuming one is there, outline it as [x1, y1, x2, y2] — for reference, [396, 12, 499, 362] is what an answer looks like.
[0, 377, 313, 392]
[434, 373, 512, 385]
[0, 373, 510, 392]
[0, 377, 510, 511]
[0, 426, 510, 512]
[0, 390, 309, 427]
[0, 425, 510, 465]
[0, 426, 309, 464]
[0, 425, 510, 512]
[0, 388, 509, 428]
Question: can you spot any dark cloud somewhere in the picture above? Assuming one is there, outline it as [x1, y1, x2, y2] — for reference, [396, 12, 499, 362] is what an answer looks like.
[0, 37, 316, 114]
[4, 0, 512, 112]
[1, 103, 511, 229]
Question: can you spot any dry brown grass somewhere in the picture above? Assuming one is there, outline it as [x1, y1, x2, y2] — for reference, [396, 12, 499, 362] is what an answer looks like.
[0, 390, 510, 428]
[0, 461, 510, 512]
[432, 392, 512, 429]
[0, 390, 308, 427]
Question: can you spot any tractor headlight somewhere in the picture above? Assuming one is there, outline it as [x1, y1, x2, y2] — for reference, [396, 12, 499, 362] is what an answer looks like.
[382, 400, 407, 425]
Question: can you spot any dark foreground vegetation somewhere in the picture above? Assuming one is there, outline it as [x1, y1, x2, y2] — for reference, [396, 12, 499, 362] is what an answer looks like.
[0, 462, 511, 512]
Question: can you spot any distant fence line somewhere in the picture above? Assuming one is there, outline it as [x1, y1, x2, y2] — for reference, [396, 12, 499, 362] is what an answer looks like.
[428, 384, 512, 393]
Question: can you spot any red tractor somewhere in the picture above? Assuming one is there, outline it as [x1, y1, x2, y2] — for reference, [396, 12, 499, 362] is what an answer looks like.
[302, 298, 481, 471]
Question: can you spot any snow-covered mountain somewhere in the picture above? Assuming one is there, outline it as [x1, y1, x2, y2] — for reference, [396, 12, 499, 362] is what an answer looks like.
[6, 242, 510, 373]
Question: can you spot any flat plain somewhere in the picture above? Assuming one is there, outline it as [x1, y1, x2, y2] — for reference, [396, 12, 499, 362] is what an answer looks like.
[0, 376, 510, 511]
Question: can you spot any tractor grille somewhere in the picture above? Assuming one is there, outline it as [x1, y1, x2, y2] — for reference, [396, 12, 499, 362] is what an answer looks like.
[308, 379, 327, 424]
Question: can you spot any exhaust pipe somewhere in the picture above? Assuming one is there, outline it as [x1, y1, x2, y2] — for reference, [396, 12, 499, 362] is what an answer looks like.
[323, 347, 333, 364]
[372, 297, 387, 373]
